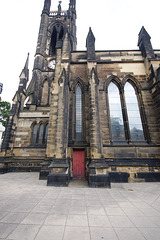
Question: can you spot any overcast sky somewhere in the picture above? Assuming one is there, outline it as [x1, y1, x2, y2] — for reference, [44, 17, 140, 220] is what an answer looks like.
[0, 0, 160, 104]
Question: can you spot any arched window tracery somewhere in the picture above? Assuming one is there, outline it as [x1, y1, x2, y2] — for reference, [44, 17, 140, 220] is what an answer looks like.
[108, 82, 125, 142]
[31, 122, 48, 146]
[76, 85, 82, 141]
[49, 25, 64, 56]
[32, 123, 38, 145]
[50, 27, 57, 56]
[44, 124, 49, 145]
[124, 82, 144, 141]
[38, 124, 44, 145]
[106, 77, 147, 143]
[59, 26, 64, 40]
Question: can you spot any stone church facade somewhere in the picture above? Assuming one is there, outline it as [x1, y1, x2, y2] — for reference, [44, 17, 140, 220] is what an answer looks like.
[0, 0, 160, 186]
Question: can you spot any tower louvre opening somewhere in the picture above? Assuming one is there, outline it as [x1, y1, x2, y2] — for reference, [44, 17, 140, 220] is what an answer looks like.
[59, 26, 64, 40]
[50, 27, 57, 56]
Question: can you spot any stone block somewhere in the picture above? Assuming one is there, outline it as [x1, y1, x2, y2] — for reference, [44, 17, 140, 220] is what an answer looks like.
[47, 173, 69, 187]
[137, 172, 160, 182]
[0, 163, 8, 174]
[109, 172, 130, 183]
[89, 174, 111, 188]
[39, 171, 49, 180]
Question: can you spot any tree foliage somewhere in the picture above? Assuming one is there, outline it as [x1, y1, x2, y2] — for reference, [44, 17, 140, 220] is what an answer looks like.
[0, 99, 11, 127]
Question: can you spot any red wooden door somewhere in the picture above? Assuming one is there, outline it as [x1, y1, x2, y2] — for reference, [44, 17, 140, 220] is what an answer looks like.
[73, 149, 85, 178]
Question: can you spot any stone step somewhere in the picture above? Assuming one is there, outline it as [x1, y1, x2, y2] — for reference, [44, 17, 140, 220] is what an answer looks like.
[68, 179, 88, 188]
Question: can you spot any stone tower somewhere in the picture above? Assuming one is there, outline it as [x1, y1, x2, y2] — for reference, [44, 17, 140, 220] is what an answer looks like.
[1, 1, 160, 186]
[28, 0, 78, 185]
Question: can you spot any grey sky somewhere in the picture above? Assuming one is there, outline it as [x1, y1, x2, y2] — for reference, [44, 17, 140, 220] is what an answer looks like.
[0, 0, 160, 103]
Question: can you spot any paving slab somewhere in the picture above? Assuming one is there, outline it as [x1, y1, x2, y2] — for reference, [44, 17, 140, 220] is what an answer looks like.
[35, 226, 65, 240]
[21, 213, 47, 225]
[90, 227, 118, 240]
[138, 228, 160, 240]
[44, 214, 67, 226]
[0, 222, 18, 239]
[88, 215, 111, 227]
[63, 226, 90, 240]
[0, 172, 160, 240]
[114, 227, 146, 240]
[8, 224, 41, 240]
[0, 212, 28, 224]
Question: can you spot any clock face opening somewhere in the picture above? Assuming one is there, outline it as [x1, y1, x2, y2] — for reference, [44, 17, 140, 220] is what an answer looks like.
[48, 60, 56, 69]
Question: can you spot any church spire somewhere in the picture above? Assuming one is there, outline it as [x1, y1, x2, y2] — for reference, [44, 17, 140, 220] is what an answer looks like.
[138, 26, 155, 59]
[18, 53, 29, 93]
[69, 0, 76, 10]
[86, 28, 96, 61]
[24, 53, 29, 71]
[42, 0, 51, 15]
[58, 1, 62, 15]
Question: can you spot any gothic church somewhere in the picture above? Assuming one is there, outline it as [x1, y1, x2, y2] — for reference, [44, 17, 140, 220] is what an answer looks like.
[1, 0, 160, 187]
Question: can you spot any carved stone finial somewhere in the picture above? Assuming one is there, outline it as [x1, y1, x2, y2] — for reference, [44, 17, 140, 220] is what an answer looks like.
[138, 26, 155, 59]
[86, 27, 96, 61]
[43, 0, 51, 15]
[58, 1, 62, 12]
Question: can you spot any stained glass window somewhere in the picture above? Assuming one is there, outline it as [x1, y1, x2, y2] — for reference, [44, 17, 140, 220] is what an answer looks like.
[44, 124, 49, 145]
[108, 82, 125, 141]
[32, 124, 37, 145]
[76, 86, 82, 140]
[124, 82, 144, 141]
[38, 124, 44, 145]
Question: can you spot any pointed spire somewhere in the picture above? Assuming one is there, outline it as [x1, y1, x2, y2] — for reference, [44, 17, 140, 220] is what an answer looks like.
[42, 0, 51, 15]
[24, 52, 29, 70]
[86, 27, 95, 45]
[138, 26, 155, 59]
[62, 31, 71, 60]
[138, 26, 151, 42]
[20, 53, 29, 79]
[58, 1, 62, 12]
[69, 0, 76, 10]
[18, 53, 29, 93]
[86, 27, 96, 61]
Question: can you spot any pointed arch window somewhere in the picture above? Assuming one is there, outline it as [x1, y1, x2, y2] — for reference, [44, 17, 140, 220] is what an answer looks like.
[50, 27, 57, 56]
[44, 124, 49, 145]
[32, 124, 38, 145]
[124, 82, 144, 141]
[59, 27, 64, 40]
[50, 26, 64, 56]
[31, 122, 48, 146]
[38, 124, 44, 145]
[108, 82, 125, 141]
[107, 78, 148, 143]
[76, 85, 82, 141]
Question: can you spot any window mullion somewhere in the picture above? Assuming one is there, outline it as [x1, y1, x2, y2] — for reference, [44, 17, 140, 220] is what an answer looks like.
[137, 91, 151, 143]
[106, 90, 113, 143]
[120, 90, 131, 143]
[124, 82, 144, 142]
[76, 85, 82, 141]
[108, 82, 125, 142]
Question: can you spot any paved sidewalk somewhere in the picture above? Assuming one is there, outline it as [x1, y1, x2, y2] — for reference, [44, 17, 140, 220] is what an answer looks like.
[0, 172, 160, 240]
